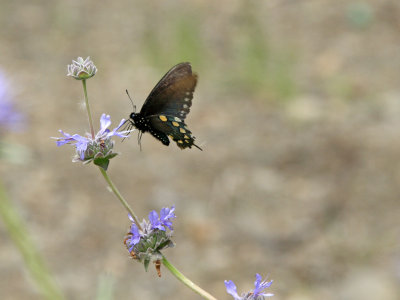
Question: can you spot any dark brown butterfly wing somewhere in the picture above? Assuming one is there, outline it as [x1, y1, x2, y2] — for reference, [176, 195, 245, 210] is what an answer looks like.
[140, 62, 198, 120]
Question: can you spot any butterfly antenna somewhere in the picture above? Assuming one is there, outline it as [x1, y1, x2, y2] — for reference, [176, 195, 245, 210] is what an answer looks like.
[126, 89, 136, 112]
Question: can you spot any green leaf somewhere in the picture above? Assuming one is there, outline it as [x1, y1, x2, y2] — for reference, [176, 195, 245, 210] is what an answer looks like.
[144, 258, 150, 272]
[106, 153, 118, 160]
[94, 157, 110, 171]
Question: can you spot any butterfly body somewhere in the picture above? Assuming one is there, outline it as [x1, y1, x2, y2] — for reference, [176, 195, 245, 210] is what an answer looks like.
[128, 62, 202, 150]
[129, 112, 170, 146]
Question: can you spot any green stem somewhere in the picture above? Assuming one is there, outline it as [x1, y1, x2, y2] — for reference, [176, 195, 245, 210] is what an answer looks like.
[162, 255, 218, 300]
[0, 181, 65, 300]
[82, 79, 95, 139]
[98, 167, 142, 230]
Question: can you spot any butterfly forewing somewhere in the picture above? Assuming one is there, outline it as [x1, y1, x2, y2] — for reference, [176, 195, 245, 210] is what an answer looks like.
[140, 62, 197, 121]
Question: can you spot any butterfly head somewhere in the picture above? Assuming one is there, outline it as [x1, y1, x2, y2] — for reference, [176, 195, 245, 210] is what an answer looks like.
[127, 112, 147, 151]
[129, 112, 137, 120]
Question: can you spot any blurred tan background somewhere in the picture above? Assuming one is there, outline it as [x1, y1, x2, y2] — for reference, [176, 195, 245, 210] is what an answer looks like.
[1, 0, 400, 299]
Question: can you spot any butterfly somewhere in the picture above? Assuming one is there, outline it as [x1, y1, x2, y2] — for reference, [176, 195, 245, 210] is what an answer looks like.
[127, 62, 202, 150]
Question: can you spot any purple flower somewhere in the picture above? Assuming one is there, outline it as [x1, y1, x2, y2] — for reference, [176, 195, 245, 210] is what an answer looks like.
[125, 221, 141, 251]
[56, 130, 90, 160]
[253, 274, 273, 298]
[149, 205, 176, 231]
[149, 210, 165, 231]
[54, 114, 132, 168]
[225, 274, 273, 300]
[225, 280, 241, 300]
[0, 71, 23, 132]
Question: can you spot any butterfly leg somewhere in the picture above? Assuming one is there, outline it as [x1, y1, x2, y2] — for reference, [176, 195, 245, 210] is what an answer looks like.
[121, 122, 133, 143]
[137, 131, 143, 151]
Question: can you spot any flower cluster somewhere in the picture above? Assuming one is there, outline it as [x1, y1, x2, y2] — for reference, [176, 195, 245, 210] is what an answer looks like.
[0, 71, 22, 133]
[54, 114, 131, 170]
[67, 56, 97, 80]
[225, 274, 273, 300]
[125, 206, 176, 271]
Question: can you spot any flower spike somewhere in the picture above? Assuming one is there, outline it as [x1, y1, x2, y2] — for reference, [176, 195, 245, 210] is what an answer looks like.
[124, 206, 176, 274]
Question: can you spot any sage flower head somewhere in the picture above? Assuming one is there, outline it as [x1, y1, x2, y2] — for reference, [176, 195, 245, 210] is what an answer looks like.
[225, 274, 273, 300]
[54, 114, 132, 170]
[67, 56, 97, 80]
[124, 206, 176, 272]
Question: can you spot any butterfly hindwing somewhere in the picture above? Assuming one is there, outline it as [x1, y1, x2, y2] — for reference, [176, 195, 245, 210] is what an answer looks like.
[140, 62, 197, 121]
[148, 115, 199, 150]
[146, 124, 170, 146]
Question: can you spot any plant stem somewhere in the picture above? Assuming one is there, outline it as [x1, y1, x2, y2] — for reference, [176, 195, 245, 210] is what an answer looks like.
[162, 255, 218, 300]
[82, 79, 95, 139]
[0, 181, 65, 300]
[98, 167, 142, 230]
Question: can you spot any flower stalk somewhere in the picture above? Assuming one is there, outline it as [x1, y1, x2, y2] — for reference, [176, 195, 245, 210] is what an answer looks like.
[99, 166, 141, 230]
[82, 79, 95, 139]
[162, 255, 218, 300]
